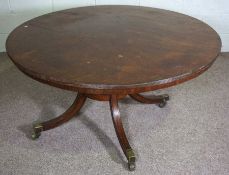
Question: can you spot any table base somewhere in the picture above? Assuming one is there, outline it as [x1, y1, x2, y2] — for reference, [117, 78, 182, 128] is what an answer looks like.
[31, 92, 169, 171]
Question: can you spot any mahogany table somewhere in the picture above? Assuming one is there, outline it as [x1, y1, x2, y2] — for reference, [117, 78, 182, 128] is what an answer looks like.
[6, 6, 221, 171]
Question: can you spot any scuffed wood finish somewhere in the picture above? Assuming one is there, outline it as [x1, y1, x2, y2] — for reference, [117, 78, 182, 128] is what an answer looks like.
[6, 6, 221, 95]
[109, 95, 132, 153]
[6, 5, 222, 171]
[109, 95, 135, 169]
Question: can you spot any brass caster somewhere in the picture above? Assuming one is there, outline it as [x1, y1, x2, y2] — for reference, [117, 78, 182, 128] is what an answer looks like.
[162, 94, 170, 101]
[158, 94, 169, 108]
[158, 100, 167, 108]
[128, 161, 136, 171]
[31, 123, 43, 140]
[126, 148, 136, 171]
[31, 131, 41, 140]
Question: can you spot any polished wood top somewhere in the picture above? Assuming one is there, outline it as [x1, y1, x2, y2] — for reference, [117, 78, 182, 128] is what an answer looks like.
[6, 6, 221, 94]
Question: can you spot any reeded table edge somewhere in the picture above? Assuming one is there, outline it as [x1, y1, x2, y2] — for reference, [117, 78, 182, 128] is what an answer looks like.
[6, 50, 221, 95]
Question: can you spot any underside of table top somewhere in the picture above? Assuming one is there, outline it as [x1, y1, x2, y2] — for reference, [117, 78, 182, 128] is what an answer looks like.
[6, 5, 221, 94]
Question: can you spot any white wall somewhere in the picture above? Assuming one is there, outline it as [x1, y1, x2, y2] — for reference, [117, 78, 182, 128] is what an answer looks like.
[0, 0, 228, 52]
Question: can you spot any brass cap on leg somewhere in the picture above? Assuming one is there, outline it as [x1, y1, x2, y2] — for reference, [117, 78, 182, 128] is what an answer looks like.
[126, 148, 136, 171]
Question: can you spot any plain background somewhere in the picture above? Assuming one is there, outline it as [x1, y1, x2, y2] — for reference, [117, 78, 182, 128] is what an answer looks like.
[0, 0, 229, 52]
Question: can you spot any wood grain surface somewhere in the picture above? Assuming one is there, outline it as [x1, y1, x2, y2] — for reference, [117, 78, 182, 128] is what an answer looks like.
[6, 5, 221, 94]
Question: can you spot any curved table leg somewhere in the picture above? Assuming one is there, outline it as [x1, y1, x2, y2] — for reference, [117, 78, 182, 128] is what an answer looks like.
[109, 95, 136, 171]
[129, 93, 169, 108]
[32, 93, 87, 139]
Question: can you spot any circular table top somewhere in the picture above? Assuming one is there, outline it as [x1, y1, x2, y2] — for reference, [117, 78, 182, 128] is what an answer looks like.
[6, 5, 221, 94]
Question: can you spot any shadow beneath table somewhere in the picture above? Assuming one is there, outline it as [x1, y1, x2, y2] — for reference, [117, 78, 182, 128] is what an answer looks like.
[78, 114, 129, 169]
[119, 96, 139, 105]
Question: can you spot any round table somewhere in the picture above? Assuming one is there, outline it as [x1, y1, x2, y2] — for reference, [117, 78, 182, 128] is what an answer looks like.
[6, 5, 221, 171]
